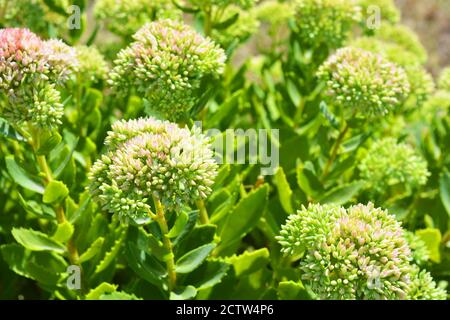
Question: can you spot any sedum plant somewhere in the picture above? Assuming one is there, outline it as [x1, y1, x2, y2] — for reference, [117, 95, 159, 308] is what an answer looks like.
[277, 203, 446, 300]
[108, 20, 226, 121]
[358, 138, 430, 199]
[0, 0, 449, 302]
[317, 47, 410, 118]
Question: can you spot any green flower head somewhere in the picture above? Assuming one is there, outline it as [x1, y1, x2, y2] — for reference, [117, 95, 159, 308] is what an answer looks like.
[75, 45, 109, 83]
[108, 20, 226, 121]
[88, 117, 218, 224]
[293, 0, 361, 49]
[278, 203, 414, 299]
[94, 0, 182, 37]
[357, 0, 400, 32]
[438, 67, 450, 91]
[317, 47, 410, 117]
[408, 268, 447, 300]
[358, 138, 429, 196]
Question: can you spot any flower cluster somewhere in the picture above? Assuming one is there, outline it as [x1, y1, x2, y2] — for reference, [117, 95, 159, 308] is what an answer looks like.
[351, 24, 434, 107]
[108, 20, 226, 121]
[293, 0, 361, 49]
[405, 232, 430, 266]
[75, 46, 109, 83]
[277, 203, 446, 300]
[408, 268, 447, 300]
[0, 28, 77, 128]
[374, 24, 427, 64]
[88, 117, 218, 223]
[357, 0, 400, 32]
[278, 203, 413, 299]
[358, 138, 429, 196]
[317, 47, 410, 117]
[94, 0, 182, 37]
[438, 67, 450, 91]
[254, 1, 296, 27]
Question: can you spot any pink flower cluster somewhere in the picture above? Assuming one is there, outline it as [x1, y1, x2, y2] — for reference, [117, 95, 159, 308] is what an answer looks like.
[0, 28, 78, 128]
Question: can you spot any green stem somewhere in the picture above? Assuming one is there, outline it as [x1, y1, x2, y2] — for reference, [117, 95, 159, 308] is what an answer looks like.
[321, 122, 350, 181]
[153, 196, 177, 291]
[204, 6, 213, 37]
[27, 124, 79, 265]
[196, 199, 209, 224]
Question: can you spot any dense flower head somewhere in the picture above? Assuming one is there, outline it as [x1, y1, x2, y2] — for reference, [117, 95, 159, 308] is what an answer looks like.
[94, 0, 182, 37]
[350, 36, 433, 107]
[108, 20, 226, 121]
[254, 1, 296, 26]
[422, 90, 450, 121]
[317, 47, 410, 117]
[88, 117, 218, 223]
[278, 203, 414, 299]
[408, 268, 447, 300]
[357, 0, 400, 32]
[374, 24, 427, 64]
[0, 28, 77, 128]
[358, 138, 429, 196]
[405, 232, 430, 266]
[75, 45, 109, 83]
[438, 67, 450, 91]
[293, 0, 361, 49]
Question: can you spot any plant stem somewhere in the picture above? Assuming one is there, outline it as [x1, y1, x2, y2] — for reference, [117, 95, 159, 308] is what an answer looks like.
[204, 6, 213, 37]
[27, 124, 79, 265]
[321, 122, 350, 181]
[196, 199, 209, 224]
[153, 196, 177, 291]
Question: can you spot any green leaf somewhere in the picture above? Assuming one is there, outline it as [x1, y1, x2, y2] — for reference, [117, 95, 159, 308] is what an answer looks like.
[125, 232, 166, 287]
[52, 221, 74, 243]
[170, 286, 197, 300]
[319, 181, 364, 205]
[278, 281, 311, 300]
[78, 237, 105, 263]
[225, 248, 270, 277]
[132, 227, 167, 261]
[100, 291, 142, 300]
[86, 282, 118, 300]
[219, 184, 269, 251]
[53, 138, 79, 179]
[95, 229, 126, 274]
[175, 244, 216, 274]
[286, 80, 301, 107]
[5, 156, 44, 194]
[273, 167, 294, 214]
[296, 161, 322, 198]
[416, 228, 442, 263]
[213, 12, 240, 30]
[0, 244, 64, 286]
[206, 90, 242, 128]
[83, 88, 103, 113]
[319, 101, 340, 129]
[186, 260, 230, 291]
[439, 171, 450, 217]
[0, 117, 25, 141]
[167, 211, 189, 238]
[43, 180, 69, 204]
[12, 228, 65, 254]
[37, 131, 62, 156]
[176, 224, 217, 257]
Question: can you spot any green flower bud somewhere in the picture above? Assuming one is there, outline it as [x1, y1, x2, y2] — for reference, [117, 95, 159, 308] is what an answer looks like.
[75, 45, 109, 83]
[108, 20, 226, 121]
[408, 268, 447, 300]
[293, 0, 361, 49]
[317, 47, 410, 117]
[278, 203, 414, 299]
[88, 117, 218, 223]
[357, 0, 400, 32]
[438, 67, 450, 91]
[358, 138, 429, 196]
[94, 0, 182, 37]
[405, 232, 430, 266]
